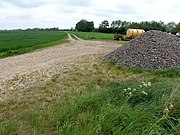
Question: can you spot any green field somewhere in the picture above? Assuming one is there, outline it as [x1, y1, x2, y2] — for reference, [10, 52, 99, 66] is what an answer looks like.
[0, 31, 68, 58]
[71, 32, 114, 40]
[1, 55, 180, 135]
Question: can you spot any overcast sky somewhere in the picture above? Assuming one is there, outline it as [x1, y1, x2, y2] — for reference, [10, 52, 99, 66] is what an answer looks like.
[0, 0, 179, 29]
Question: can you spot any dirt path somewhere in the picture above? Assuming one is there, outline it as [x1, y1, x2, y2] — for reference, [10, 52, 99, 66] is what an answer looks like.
[0, 34, 120, 102]
[70, 33, 82, 40]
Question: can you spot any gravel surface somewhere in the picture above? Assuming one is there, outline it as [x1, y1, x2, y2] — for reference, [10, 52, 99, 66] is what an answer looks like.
[103, 30, 180, 69]
[0, 34, 120, 102]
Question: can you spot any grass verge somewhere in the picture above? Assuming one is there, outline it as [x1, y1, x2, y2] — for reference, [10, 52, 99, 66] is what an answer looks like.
[0, 55, 179, 134]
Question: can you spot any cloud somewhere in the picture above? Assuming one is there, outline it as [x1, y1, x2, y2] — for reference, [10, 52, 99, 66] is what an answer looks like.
[0, 0, 179, 29]
[60, 0, 93, 7]
[1, 0, 48, 8]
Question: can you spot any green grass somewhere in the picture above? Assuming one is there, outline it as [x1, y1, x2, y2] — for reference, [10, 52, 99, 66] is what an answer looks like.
[71, 32, 127, 44]
[0, 31, 68, 58]
[71, 32, 114, 41]
[0, 55, 180, 134]
[52, 79, 180, 135]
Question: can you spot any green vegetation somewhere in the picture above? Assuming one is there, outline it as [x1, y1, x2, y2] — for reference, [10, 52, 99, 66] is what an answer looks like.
[1, 55, 180, 134]
[175, 22, 180, 32]
[0, 31, 68, 58]
[71, 32, 127, 44]
[75, 19, 179, 34]
[72, 32, 114, 41]
[75, 19, 94, 32]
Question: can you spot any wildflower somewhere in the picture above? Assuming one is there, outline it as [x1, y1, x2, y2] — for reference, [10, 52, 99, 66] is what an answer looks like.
[148, 82, 151, 86]
[129, 92, 132, 96]
[163, 107, 170, 116]
[127, 88, 131, 91]
[141, 91, 148, 96]
[133, 88, 136, 92]
[124, 89, 127, 92]
[139, 85, 142, 88]
[143, 83, 148, 87]
[169, 103, 173, 110]
[142, 82, 145, 84]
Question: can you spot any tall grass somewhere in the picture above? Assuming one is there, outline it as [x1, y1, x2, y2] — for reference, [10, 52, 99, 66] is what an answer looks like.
[51, 80, 180, 135]
[0, 31, 68, 58]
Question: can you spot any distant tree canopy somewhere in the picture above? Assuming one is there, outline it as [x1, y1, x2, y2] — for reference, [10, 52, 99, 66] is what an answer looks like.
[102, 20, 168, 34]
[175, 22, 180, 32]
[75, 19, 94, 32]
[75, 19, 179, 34]
[22, 27, 72, 31]
[99, 20, 111, 33]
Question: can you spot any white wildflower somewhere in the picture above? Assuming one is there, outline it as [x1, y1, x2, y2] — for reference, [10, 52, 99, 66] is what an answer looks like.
[127, 88, 131, 90]
[129, 92, 132, 96]
[142, 91, 148, 96]
[124, 89, 127, 92]
[148, 82, 151, 86]
[143, 83, 148, 87]
[139, 85, 142, 88]
[169, 103, 173, 110]
[164, 107, 169, 112]
[133, 88, 136, 92]
[163, 107, 170, 116]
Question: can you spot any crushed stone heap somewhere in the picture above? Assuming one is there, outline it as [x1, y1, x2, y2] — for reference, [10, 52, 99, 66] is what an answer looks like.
[103, 30, 180, 69]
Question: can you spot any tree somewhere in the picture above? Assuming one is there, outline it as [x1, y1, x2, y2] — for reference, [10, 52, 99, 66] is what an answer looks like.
[111, 20, 122, 28]
[165, 22, 176, 33]
[175, 22, 180, 32]
[110, 20, 130, 34]
[111, 20, 122, 33]
[99, 20, 109, 28]
[86, 21, 94, 32]
[99, 20, 112, 33]
[75, 19, 94, 32]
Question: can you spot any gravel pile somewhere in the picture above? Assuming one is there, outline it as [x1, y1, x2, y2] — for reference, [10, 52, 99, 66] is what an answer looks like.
[103, 30, 180, 69]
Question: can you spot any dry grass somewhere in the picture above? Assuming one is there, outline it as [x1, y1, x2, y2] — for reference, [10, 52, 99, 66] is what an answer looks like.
[0, 54, 148, 119]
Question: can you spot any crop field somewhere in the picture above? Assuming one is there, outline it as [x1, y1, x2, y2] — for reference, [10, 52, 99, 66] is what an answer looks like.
[1, 55, 180, 135]
[0, 31, 67, 58]
[71, 32, 114, 40]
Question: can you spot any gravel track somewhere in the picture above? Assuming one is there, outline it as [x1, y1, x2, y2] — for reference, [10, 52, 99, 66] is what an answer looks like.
[0, 34, 120, 102]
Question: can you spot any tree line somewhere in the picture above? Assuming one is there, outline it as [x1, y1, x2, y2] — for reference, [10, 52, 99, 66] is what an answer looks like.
[1, 27, 74, 32]
[75, 19, 180, 34]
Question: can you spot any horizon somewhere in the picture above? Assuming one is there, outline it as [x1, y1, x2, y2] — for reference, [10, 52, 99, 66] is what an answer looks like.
[0, 20, 179, 31]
